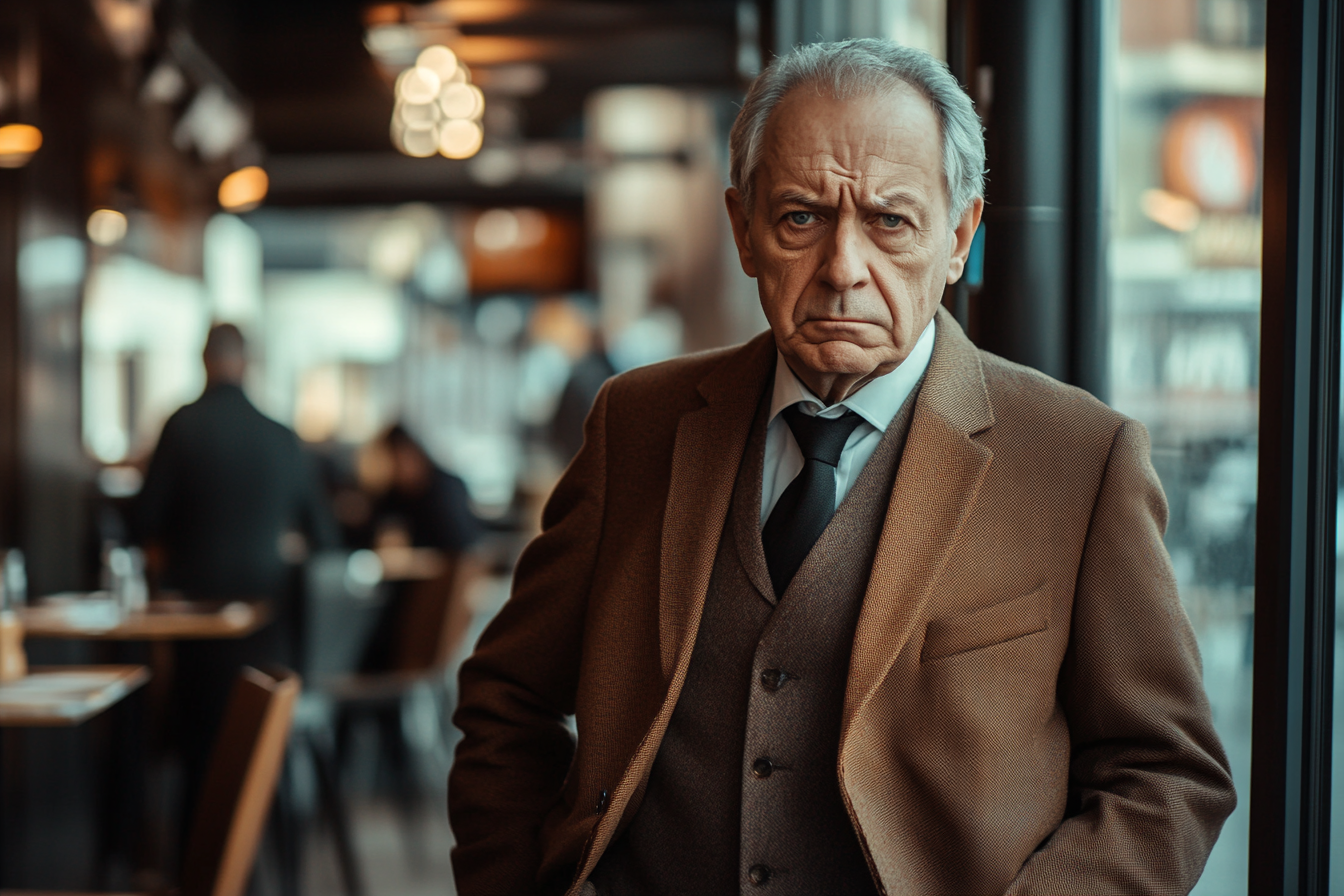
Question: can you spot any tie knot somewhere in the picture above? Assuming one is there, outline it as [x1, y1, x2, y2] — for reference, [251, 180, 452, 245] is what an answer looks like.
[782, 405, 862, 467]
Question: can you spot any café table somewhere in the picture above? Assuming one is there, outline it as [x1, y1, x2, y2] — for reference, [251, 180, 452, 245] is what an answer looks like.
[19, 595, 270, 641]
[369, 545, 446, 582]
[0, 665, 149, 727]
[13, 595, 269, 885]
[0, 665, 151, 887]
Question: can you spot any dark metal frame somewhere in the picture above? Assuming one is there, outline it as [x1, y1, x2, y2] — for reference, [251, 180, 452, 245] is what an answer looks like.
[1252, 0, 1344, 891]
[944, 0, 1108, 398]
[1068, 0, 1108, 401]
[969, 0, 1072, 382]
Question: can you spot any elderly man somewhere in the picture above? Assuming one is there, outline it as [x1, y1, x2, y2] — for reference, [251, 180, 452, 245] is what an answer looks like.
[449, 39, 1235, 896]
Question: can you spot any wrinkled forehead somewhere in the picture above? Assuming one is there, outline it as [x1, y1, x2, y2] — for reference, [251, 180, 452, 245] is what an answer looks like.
[756, 81, 947, 206]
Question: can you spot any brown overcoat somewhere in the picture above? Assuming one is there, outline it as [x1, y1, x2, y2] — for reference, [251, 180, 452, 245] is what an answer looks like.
[449, 308, 1236, 896]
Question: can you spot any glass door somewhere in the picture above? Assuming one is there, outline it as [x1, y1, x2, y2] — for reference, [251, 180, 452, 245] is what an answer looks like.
[1104, 2, 1264, 891]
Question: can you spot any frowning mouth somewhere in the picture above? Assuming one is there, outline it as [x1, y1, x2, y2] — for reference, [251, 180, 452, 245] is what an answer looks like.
[800, 317, 883, 326]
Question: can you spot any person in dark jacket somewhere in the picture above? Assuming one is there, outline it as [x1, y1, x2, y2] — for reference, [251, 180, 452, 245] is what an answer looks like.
[356, 423, 484, 673]
[369, 423, 484, 553]
[134, 323, 336, 600]
[132, 322, 336, 844]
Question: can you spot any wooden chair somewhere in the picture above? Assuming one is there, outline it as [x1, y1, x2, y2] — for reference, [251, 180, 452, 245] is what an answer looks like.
[325, 550, 483, 868]
[4, 666, 301, 896]
[325, 548, 482, 703]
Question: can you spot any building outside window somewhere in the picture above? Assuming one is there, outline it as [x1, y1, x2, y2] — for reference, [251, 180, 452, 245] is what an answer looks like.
[1105, 2, 1264, 892]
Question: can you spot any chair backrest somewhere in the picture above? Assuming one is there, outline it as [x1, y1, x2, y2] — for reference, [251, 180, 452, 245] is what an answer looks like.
[180, 666, 301, 896]
[394, 552, 483, 672]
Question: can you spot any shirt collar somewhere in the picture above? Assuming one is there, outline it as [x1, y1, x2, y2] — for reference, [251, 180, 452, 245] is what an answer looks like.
[768, 315, 936, 432]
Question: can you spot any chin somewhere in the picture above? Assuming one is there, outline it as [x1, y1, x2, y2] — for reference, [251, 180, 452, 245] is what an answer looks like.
[803, 340, 894, 375]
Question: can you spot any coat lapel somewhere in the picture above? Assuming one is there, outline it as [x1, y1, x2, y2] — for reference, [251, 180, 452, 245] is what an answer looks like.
[658, 332, 776, 681]
[842, 308, 996, 741]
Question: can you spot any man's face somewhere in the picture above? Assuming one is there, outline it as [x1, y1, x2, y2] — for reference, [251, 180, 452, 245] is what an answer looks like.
[726, 83, 982, 400]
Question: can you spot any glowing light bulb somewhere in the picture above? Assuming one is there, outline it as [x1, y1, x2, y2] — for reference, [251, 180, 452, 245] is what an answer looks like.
[397, 124, 439, 158]
[87, 209, 128, 246]
[398, 101, 441, 128]
[438, 119, 483, 159]
[396, 66, 442, 105]
[218, 166, 269, 212]
[417, 45, 458, 82]
[439, 83, 484, 121]
[0, 124, 42, 168]
[387, 50, 477, 158]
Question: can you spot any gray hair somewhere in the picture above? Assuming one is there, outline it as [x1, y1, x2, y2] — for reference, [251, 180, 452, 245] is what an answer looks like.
[729, 38, 985, 225]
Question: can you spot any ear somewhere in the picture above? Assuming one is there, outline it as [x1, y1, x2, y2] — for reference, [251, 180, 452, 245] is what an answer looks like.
[725, 187, 758, 278]
[945, 196, 984, 285]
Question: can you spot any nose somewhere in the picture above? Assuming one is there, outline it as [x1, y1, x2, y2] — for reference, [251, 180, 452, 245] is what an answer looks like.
[818, 215, 870, 292]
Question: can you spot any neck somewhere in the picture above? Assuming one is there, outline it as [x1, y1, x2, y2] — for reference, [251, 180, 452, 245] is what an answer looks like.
[787, 361, 893, 406]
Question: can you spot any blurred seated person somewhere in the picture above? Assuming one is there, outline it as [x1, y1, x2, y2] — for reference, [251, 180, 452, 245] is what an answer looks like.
[131, 322, 336, 835]
[362, 423, 485, 553]
[356, 423, 484, 671]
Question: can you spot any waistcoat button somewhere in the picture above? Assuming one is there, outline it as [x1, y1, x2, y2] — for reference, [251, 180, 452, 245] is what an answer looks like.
[748, 864, 772, 886]
[760, 668, 789, 691]
[751, 757, 774, 778]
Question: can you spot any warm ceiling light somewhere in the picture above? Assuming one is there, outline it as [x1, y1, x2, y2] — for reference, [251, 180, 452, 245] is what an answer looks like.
[395, 123, 439, 158]
[92, 0, 154, 59]
[87, 209, 128, 246]
[218, 166, 269, 212]
[438, 119, 483, 159]
[388, 51, 479, 158]
[417, 45, 459, 82]
[439, 83, 483, 120]
[364, 3, 402, 26]
[0, 124, 42, 168]
[398, 101, 441, 128]
[396, 66, 442, 105]
[427, 0, 530, 25]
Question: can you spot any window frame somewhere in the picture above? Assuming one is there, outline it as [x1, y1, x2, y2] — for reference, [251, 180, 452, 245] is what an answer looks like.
[1251, 0, 1344, 892]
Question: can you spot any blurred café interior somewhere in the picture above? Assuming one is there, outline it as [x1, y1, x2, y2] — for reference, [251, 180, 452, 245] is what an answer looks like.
[0, 0, 1339, 893]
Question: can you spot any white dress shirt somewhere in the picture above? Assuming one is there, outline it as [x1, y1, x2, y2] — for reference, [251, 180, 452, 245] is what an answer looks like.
[760, 317, 936, 527]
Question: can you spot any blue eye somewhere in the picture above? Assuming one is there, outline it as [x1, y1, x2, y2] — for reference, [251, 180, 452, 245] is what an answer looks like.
[787, 211, 815, 225]
[879, 214, 905, 228]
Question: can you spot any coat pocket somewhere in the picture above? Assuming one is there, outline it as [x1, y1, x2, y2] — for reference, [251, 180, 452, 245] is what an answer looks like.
[920, 585, 1050, 663]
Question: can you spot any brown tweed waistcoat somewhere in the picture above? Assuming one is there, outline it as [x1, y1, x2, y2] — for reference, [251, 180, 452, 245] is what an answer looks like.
[591, 379, 920, 896]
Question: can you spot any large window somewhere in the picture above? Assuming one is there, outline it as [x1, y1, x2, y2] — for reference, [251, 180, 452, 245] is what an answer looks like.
[1105, 2, 1264, 891]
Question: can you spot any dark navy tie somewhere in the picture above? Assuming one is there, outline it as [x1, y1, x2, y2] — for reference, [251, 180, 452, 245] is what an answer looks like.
[761, 405, 863, 597]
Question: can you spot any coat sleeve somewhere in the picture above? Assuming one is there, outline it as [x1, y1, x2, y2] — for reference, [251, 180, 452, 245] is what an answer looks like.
[1004, 420, 1237, 895]
[448, 381, 611, 896]
[130, 413, 183, 545]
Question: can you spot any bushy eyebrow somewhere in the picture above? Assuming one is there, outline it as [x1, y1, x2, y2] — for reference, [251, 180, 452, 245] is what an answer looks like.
[770, 188, 927, 213]
[773, 189, 825, 209]
[871, 190, 927, 211]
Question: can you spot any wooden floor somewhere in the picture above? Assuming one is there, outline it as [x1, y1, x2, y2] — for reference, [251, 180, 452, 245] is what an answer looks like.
[295, 793, 457, 896]
[290, 573, 515, 896]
